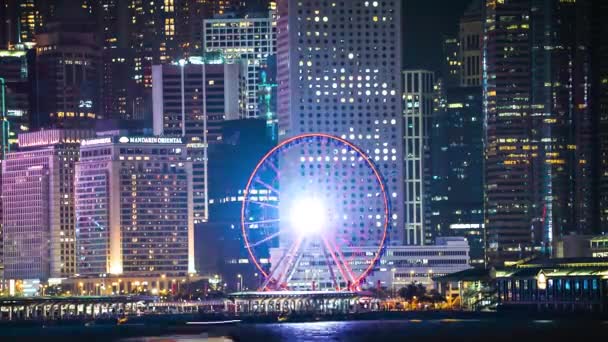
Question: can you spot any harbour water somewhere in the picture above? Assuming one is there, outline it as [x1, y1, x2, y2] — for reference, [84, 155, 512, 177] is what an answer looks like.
[119, 318, 607, 342]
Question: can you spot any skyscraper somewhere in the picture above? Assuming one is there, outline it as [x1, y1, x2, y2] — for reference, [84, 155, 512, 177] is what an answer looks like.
[276, 0, 403, 242]
[0, 47, 31, 158]
[484, 0, 595, 264]
[152, 60, 240, 224]
[430, 86, 484, 266]
[459, 0, 483, 87]
[2, 129, 94, 281]
[403, 70, 434, 245]
[203, 13, 277, 119]
[75, 135, 195, 290]
[442, 38, 461, 88]
[32, 6, 102, 129]
[593, 0, 608, 234]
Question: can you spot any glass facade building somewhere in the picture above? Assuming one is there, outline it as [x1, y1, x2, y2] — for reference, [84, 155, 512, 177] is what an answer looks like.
[203, 14, 277, 119]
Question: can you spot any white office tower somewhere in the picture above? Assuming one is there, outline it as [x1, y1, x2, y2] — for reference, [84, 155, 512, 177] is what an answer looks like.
[269, 0, 404, 290]
[403, 70, 435, 245]
[203, 14, 277, 118]
[152, 61, 240, 224]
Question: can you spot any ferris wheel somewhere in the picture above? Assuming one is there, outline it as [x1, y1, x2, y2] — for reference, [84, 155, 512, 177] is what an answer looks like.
[240, 133, 390, 291]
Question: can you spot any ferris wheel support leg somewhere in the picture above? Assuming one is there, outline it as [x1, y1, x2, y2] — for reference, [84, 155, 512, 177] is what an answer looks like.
[322, 244, 340, 290]
[328, 239, 357, 290]
[274, 237, 304, 288]
[260, 236, 303, 290]
[322, 238, 351, 291]
[283, 240, 309, 287]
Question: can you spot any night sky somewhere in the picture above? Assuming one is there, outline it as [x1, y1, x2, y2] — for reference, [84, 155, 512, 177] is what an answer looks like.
[403, 0, 472, 73]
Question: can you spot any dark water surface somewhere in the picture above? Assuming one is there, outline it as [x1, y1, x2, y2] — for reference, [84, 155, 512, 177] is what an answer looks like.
[119, 318, 608, 342]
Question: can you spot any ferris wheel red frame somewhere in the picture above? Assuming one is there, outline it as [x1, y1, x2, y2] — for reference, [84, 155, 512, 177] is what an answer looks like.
[240, 133, 390, 290]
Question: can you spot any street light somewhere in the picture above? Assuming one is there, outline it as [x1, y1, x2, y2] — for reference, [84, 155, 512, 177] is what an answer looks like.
[237, 274, 243, 292]
[391, 268, 397, 297]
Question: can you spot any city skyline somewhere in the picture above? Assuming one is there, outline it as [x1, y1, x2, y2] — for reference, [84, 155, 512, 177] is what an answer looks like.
[0, 0, 605, 310]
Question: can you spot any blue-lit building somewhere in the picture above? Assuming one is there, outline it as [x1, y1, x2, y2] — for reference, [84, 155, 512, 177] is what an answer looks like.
[430, 86, 484, 266]
[196, 118, 276, 292]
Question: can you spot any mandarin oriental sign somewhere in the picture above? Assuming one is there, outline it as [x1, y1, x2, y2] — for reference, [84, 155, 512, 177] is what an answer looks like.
[121, 136, 183, 144]
[81, 136, 183, 146]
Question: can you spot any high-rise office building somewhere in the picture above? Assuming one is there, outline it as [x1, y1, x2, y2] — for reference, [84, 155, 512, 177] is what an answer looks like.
[277, 0, 404, 244]
[152, 60, 240, 224]
[0, 0, 43, 49]
[403, 70, 434, 245]
[459, 0, 482, 87]
[75, 135, 195, 280]
[484, 0, 595, 264]
[203, 13, 277, 119]
[32, 7, 102, 129]
[430, 86, 484, 266]
[442, 38, 461, 88]
[199, 118, 276, 291]
[0, 48, 31, 158]
[593, 0, 608, 233]
[1, 129, 94, 281]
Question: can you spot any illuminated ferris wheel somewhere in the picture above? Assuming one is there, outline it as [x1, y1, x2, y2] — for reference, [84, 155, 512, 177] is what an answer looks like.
[241, 133, 390, 291]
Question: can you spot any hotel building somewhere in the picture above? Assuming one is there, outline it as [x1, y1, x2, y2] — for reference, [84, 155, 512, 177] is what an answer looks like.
[74, 135, 195, 294]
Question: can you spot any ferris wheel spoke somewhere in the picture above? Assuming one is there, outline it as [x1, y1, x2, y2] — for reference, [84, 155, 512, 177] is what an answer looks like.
[247, 201, 279, 209]
[254, 178, 279, 194]
[245, 218, 280, 226]
[246, 230, 282, 248]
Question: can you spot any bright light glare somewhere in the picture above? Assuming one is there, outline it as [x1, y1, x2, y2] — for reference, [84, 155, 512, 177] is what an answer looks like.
[289, 197, 326, 236]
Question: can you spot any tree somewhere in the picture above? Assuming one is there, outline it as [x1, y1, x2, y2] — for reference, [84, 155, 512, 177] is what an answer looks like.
[398, 283, 426, 300]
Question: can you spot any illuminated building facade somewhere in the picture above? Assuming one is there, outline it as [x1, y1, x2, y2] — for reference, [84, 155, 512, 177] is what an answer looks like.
[271, 237, 470, 291]
[0, 0, 43, 48]
[33, 10, 101, 129]
[203, 13, 277, 118]
[484, 0, 596, 264]
[403, 70, 434, 245]
[1, 129, 94, 281]
[430, 86, 484, 266]
[75, 136, 195, 278]
[276, 0, 404, 246]
[459, 0, 482, 87]
[0, 48, 31, 158]
[594, 1, 608, 233]
[152, 61, 240, 224]
[442, 38, 460, 88]
[199, 119, 276, 291]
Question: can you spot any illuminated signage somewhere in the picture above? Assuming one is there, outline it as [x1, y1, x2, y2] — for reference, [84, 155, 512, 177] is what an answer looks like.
[81, 137, 112, 146]
[7, 109, 24, 117]
[82, 136, 184, 146]
[120, 136, 183, 144]
[449, 223, 485, 229]
[537, 271, 547, 290]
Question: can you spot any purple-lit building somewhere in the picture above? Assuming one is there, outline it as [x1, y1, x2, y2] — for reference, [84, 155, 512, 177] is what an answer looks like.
[1, 129, 94, 282]
[276, 0, 404, 244]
